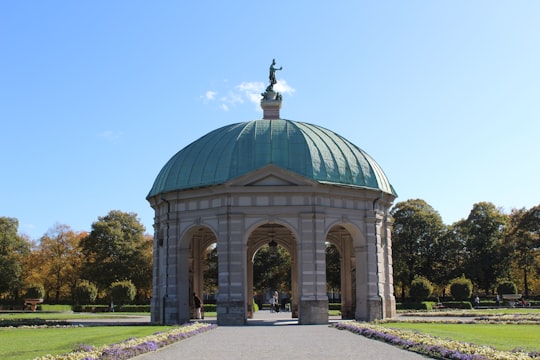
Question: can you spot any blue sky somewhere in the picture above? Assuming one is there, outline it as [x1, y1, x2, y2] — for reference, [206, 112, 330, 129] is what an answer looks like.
[2, 1, 539, 240]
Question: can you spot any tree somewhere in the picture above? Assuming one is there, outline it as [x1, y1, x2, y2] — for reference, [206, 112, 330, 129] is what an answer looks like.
[110, 280, 136, 306]
[390, 199, 446, 300]
[80, 211, 152, 297]
[507, 205, 540, 298]
[409, 277, 433, 302]
[253, 244, 291, 295]
[74, 280, 98, 305]
[458, 202, 509, 293]
[326, 243, 341, 296]
[431, 224, 467, 296]
[36, 224, 85, 303]
[449, 276, 473, 301]
[497, 281, 517, 295]
[0, 217, 30, 298]
[203, 245, 218, 296]
[24, 283, 45, 299]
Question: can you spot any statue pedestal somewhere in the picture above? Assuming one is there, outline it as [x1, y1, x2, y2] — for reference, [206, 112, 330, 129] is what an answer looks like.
[261, 90, 282, 119]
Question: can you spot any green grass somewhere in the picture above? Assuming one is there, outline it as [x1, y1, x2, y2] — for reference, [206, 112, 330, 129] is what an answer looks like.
[381, 322, 540, 353]
[0, 312, 147, 320]
[472, 308, 540, 315]
[0, 325, 174, 360]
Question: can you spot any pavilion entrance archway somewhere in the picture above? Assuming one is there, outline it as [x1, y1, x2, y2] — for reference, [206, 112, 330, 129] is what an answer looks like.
[246, 223, 298, 320]
[326, 225, 356, 319]
[187, 226, 217, 319]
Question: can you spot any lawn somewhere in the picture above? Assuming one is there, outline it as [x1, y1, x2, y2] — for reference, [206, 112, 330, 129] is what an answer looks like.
[0, 325, 174, 360]
[381, 322, 540, 353]
[0, 312, 147, 321]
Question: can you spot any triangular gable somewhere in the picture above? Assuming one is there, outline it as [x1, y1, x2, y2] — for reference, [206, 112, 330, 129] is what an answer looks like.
[226, 164, 316, 187]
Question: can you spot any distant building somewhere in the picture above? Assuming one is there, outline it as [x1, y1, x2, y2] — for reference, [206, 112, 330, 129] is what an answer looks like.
[147, 62, 397, 325]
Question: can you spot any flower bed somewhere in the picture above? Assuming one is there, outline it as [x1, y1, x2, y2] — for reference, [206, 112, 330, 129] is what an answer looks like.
[0, 319, 71, 327]
[333, 321, 537, 360]
[397, 310, 540, 325]
[34, 322, 216, 360]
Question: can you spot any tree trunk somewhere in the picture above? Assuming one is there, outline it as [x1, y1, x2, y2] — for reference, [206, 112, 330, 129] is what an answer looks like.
[523, 268, 529, 298]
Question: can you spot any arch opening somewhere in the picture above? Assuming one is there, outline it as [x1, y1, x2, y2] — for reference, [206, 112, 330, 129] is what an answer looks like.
[326, 224, 356, 319]
[187, 226, 217, 319]
[246, 223, 298, 320]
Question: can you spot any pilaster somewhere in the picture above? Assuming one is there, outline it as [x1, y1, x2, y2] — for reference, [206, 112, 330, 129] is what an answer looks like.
[217, 213, 247, 325]
[297, 212, 328, 324]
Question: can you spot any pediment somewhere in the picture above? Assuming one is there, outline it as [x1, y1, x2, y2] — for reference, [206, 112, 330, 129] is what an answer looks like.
[226, 164, 316, 187]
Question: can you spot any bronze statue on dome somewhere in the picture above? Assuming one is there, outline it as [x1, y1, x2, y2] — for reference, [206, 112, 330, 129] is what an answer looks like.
[268, 58, 282, 90]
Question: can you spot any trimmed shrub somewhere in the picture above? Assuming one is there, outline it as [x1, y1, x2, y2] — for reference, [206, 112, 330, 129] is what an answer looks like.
[497, 281, 518, 295]
[40, 304, 72, 312]
[253, 299, 259, 312]
[329, 303, 342, 311]
[110, 280, 136, 305]
[449, 277, 473, 301]
[117, 305, 151, 312]
[410, 277, 433, 302]
[74, 280, 98, 305]
[396, 301, 435, 310]
[441, 301, 473, 309]
[24, 284, 45, 299]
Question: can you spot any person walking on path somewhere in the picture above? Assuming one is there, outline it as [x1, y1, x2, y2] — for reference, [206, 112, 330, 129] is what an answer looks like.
[193, 292, 203, 319]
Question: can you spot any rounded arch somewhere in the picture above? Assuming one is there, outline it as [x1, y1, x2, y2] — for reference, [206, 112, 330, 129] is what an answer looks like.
[179, 223, 218, 249]
[245, 220, 298, 260]
[325, 223, 358, 319]
[325, 220, 366, 249]
[244, 218, 299, 243]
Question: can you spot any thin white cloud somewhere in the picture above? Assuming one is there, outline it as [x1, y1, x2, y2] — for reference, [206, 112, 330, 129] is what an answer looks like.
[203, 79, 295, 112]
[236, 81, 265, 107]
[274, 80, 295, 95]
[205, 90, 217, 100]
[98, 130, 121, 143]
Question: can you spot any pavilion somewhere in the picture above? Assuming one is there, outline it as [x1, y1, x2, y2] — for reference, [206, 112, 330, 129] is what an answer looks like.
[147, 61, 397, 325]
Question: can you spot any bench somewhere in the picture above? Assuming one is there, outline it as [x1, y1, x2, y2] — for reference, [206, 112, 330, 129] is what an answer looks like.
[502, 294, 522, 307]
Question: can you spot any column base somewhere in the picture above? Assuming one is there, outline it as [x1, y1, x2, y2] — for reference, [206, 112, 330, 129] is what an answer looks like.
[217, 300, 246, 325]
[299, 299, 328, 324]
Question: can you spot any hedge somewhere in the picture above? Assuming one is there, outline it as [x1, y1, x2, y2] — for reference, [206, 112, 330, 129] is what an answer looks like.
[72, 305, 151, 312]
[441, 301, 473, 309]
[39, 304, 72, 312]
[396, 302, 436, 311]
[329, 303, 341, 311]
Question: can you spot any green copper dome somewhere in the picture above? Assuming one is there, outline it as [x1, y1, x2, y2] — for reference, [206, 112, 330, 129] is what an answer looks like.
[147, 119, 396, 198]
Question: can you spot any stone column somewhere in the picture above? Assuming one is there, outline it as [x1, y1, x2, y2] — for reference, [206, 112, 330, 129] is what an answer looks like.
[191, 234, 204, 318]
[176, 245, 191, 323]
[247, 258, 254, 318]
[290, 246, 299, 318]
[150, 221, 162, 324]
[216, 213, 247, 325]
[382, 214, 396, 318]
[354, 243, 369, 320]
[365, 212, 385, 321]
[163, 219, 180, 324]
[340, 237, 354, 319]
[297, 212, 328, 324]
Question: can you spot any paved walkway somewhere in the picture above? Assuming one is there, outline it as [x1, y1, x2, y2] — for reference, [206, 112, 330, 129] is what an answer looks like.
[134, 311, 429, 360]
